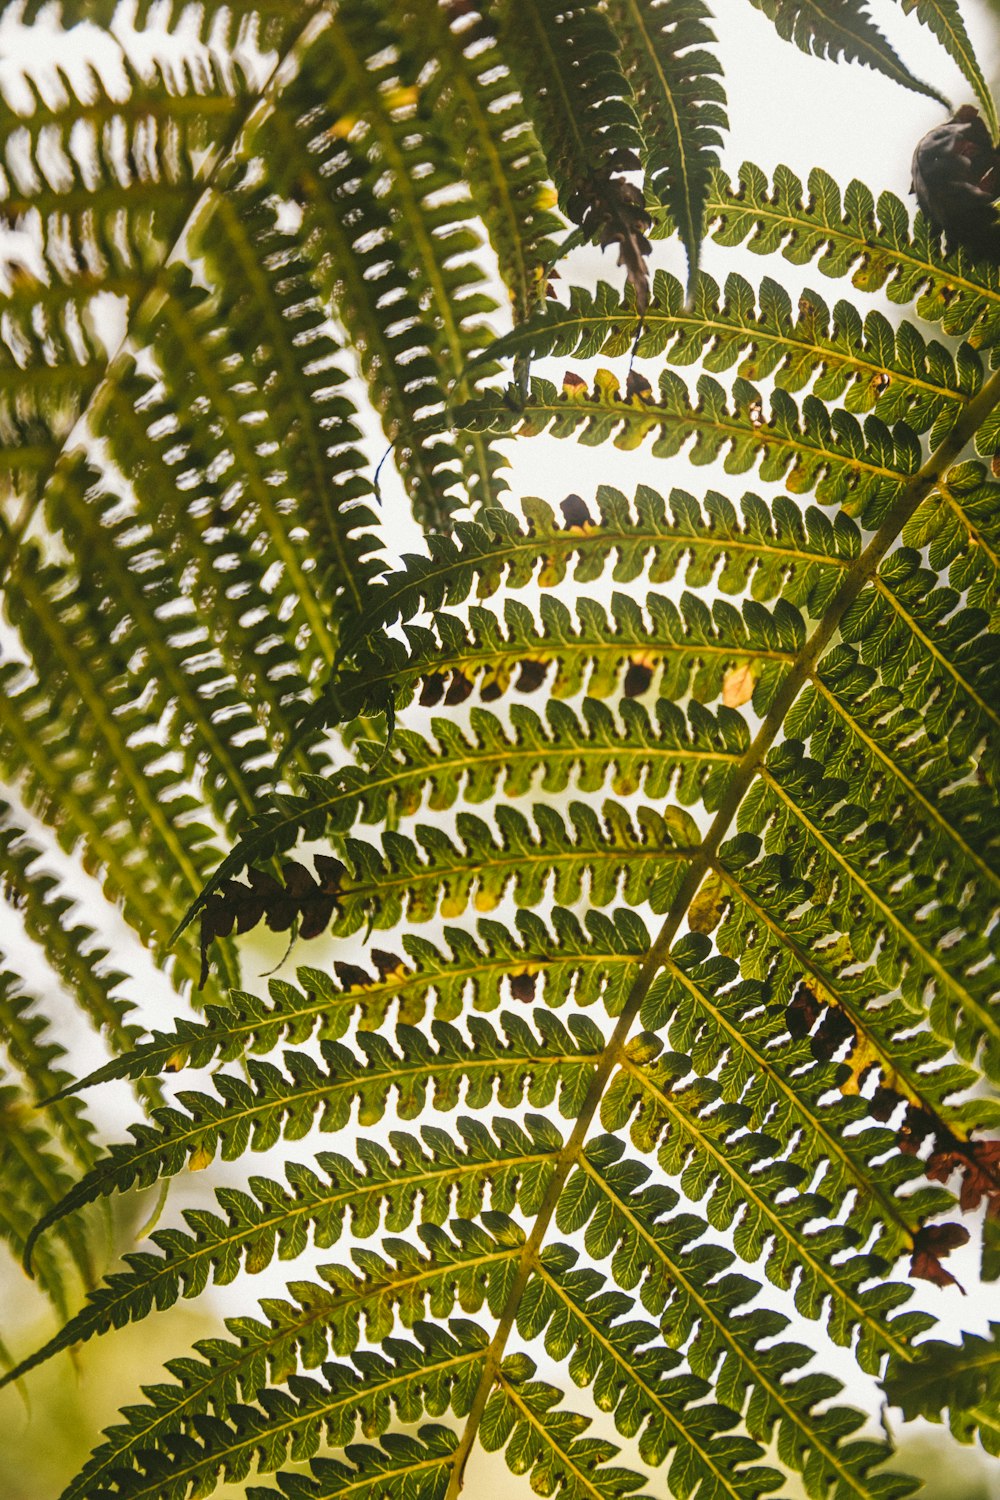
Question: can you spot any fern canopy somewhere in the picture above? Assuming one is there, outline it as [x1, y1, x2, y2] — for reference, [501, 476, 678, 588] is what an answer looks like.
[1, 3, 998, 1500]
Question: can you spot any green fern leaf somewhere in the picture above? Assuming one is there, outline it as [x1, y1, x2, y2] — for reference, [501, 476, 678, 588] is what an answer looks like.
[607, 0, 727, 294]
[462, 369, 920, 522]
[3, 10, 999, 1499]
[480, 270, 982, 439]
[2, 1115, 561, 1391]
[883, 1325, 1000, 1454]
[478, 1365, 653, 1500]
[708, 161, 1000, 346]
[393, 0, 562, 325]
[891, 0, 999, 137]
[246, 1423, 460, 1500]
[747, 0, 947, 102]
[20, 1013, 603, 1272]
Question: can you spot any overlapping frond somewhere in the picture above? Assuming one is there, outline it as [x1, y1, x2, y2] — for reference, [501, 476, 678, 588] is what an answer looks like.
[15, 1, 312, 44]
[890, 0, 999, 136]
[746, 0, 946, 101]
[607, 0, 727, 293]
[392, 0, 562, 326]
[0, 57, 242, 505]
[566, 1139, 924, 1496]
[884, 1325, 1000, 1454]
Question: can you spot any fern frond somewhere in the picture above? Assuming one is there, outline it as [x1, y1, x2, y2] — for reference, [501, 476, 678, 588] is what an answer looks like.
[0, 54, 246, 509]
[16, 1, 313, 47]
[72, 1273, 491, 1500]
[247, 1423, 460, 1500]
[708, 162, 1000, 347]
[94, 363, 344, 775]
[606, 0, 727, 292]
[343, 489, 857, 657]
[884, 1325, 1000, 1454]
[88, 1344, 471, 1500]
[58, 906, 649, 1101]
[194, 800, 693, 986]
[480, 1365, 652, 1500]
[463, 370, 920, 522]
[4, 9, 998, 1495]
[498, 0, 641, 207]
[41, 456, 295, 829]
[180, 698, 739, 924]
[323, 588, 803, 730]
[0, 805, 140, 1067]
[299, 3, 504, 508]
[640, 936, 949, 1253]
[848, 546, 1000, 757]
[393, 0, 562, 324]
[482, 270, 982, 439]
[497, 0, 656, 310]
[0, 973, 98, 1171]
[565, 1139, 925, 1495]
[746, 0, 946, 102]
[21, 1012, 603, 1270]
[607, 1046, 925, 1367]
[732, 739, 1000, 1074]
[0, 527, 236, 992]
[254, 41, 469, 526]
[713, 838, 994, 1122]
[4, 1113, 561, 1383]
[904, 462, 1000, 614]
[190, 190, 383, 625]
[518, 1249, 780, 1495]
[0, 1079, 95, 1314]
[890, 0, 999, 137]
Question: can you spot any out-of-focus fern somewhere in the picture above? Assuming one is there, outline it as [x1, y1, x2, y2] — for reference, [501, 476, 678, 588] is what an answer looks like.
[1, 2, 999, 1498]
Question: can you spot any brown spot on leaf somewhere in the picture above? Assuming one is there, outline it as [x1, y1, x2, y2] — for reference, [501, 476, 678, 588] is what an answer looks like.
[560, 493, 593, 528]
[623, 658, 654, 698]
[516, 659, 548, 693]
[509, 972, 537, 1003]
[810, 1005, 855, 1061]
[371, 949, 405, 978]
[785, 982, 822, 1040]
[625, 370, 653, 403]
[420, 673, 446, 707]
[334, 961, 370, 990]
[444, 672, 474, 706]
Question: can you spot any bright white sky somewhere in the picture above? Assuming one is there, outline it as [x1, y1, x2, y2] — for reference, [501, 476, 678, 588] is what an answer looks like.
[0, 3, 998, 1497]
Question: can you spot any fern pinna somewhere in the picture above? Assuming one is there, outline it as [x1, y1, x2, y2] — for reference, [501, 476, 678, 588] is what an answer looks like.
[0, 0, 998, 1497]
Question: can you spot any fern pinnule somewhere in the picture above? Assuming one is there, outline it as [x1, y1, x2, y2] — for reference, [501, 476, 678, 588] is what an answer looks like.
[246, 1423, 462, 1500]
[19, 1011, 603, 1278]
[3, 1115, 561, 1388]
[482, 270, 982, 441]
[322, 589, 803, 732]
[392, 0, 562, 326]
[747, 0, 946, 104]
[708, 162, 1000, 347]
[464, 370, 921, 524]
